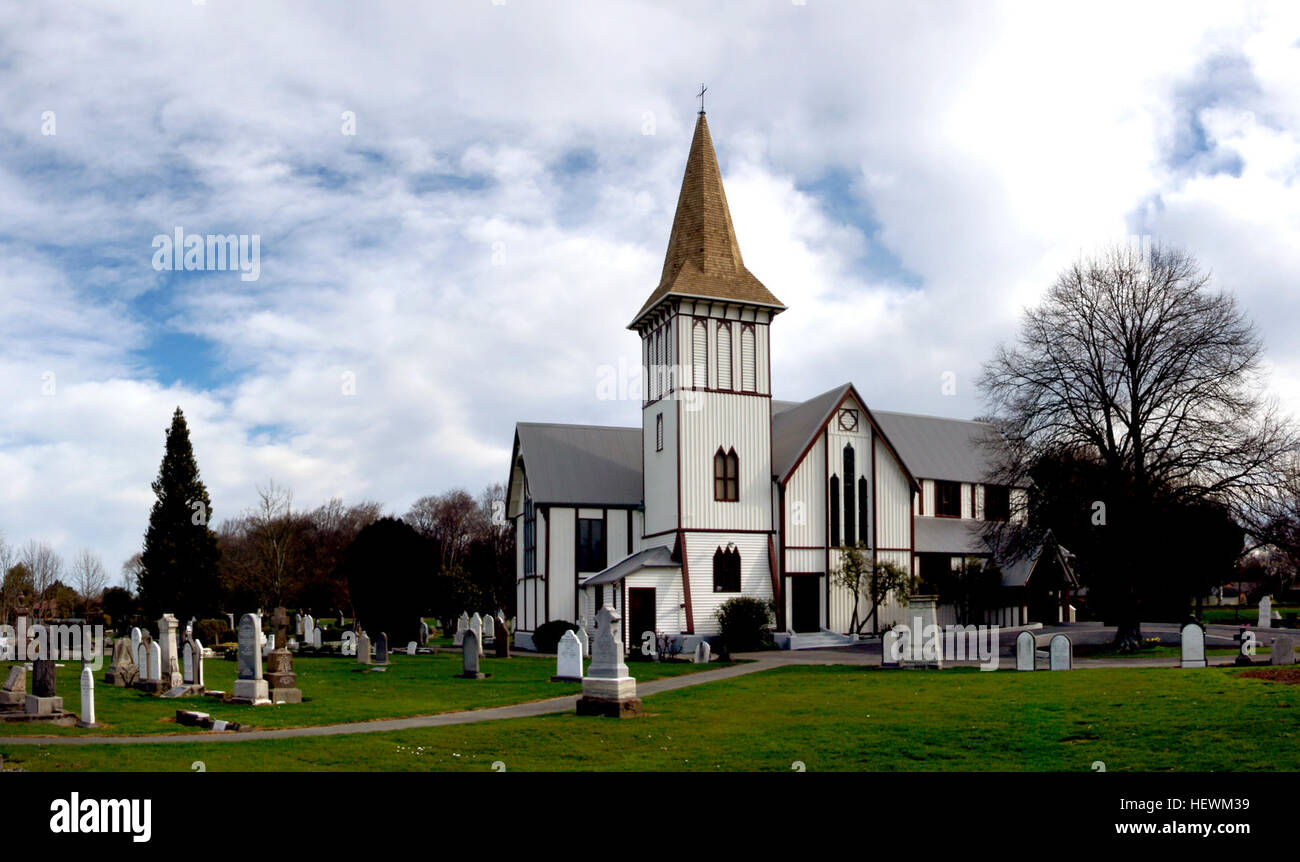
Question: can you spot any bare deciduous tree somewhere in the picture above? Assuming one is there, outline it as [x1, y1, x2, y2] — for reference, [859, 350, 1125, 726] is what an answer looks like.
[979, 243, 1295, 645]
[71, 549, 108, 613]
[19, 540, 63, 618]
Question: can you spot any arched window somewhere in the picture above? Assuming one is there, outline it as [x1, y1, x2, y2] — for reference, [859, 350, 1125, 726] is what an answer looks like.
[858, 476, 870, 545]
[713, 447, 739, 502]
[829, 475, 841, 547]
[693, 319, 708, 389]
[740, 325, 756, 392]
[717, 322, 733, 390]
[843, 444, 856, 546]
[712, 545, 741, 592]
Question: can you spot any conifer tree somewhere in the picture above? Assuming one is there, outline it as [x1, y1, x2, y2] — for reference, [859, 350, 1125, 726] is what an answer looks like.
[138, 407, 222, 623]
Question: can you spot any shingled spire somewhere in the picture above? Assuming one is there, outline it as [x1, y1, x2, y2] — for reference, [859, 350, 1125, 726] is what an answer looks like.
[630, 111, 784, 328]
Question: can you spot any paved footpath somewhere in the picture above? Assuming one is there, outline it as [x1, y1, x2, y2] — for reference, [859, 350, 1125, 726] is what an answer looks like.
[0, 656, 788, 747]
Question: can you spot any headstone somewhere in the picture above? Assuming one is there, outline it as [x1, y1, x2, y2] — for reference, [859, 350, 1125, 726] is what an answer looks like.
[232, 613, 269, 704]
[26, 658, 63, 716]
[418, 619, 430, 646]
[457, 631, 486, 679]
[265, 607, 302, 703]
[374, 633, 389, 665]
[105, 638, 137, 686]
[357, 632, 372, 665]
[147, 641, 162, 682]
[135, 640, 149, 681]
[0, 666, 26, 707]
[453, 612, 469, 647]
[78, 666, 96, 727]
[295, 614, 304, 636]
[553, 630, 583, 681]
[900, 595, 943, 669]
[262, 628, 274, 658]
[407, 641, 417, 656]
[1016, 631, 1036, 671]
[577, 606, 641, 717]
[1048, 634, 1072, 671]
[494, 617, 510, 658]
[881, 629, 901, 667]
[693, 640, 712, 664]
[158, 614, 184, 688]
[577, 626, 590, 658]
[1180, 622, 1207, 668]
[1259, 596, 1273, 629]
[130, 627, 142, 658]
[302, 614, 315, 642]
[312, 627, 322, 649]
[1271, 634, 1296, 666]
[469, 614, 484, 656]
[183, 641, 195, 684]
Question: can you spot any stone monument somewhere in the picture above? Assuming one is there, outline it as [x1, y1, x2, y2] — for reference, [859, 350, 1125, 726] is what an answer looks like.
[577, 606, 641, 717]
[457, 630, 486, 679]
[494, 616, 511, 658]
[552, 630, 583, 682]
[453, 612, 469, 647]
[77, 666, 97, 728]
[265, 607, 302, 704]
[1048, 633, 1072, 671]
[231, 613, 270, 705]
[104, 637, 137, 687]
[1271, 633, 1296, 666]
[1180, 622, 1207, 668]
[1016, 631, 1036, 671]
[1259, 595, 1273, 629]
[158, 613, 184, 689]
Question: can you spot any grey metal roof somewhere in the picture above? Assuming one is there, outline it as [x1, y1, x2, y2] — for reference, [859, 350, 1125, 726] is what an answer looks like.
[914, 517, 989, 555]
[771, 383, 852, 480]
[999, 538, 1079, 588]
[514, 423, 642, 506]
[872, 410, 999, 484]
[580, 545, 678, 586]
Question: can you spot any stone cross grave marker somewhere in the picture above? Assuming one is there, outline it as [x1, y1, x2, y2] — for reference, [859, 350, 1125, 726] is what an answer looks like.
[1016, 631, 1036, 671]
[577, 606, 640, 716]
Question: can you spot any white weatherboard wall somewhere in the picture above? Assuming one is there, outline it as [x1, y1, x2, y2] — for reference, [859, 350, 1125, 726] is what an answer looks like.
[678, 392, 772, 532]
[875, 437, 913, 553]
[685, 532, 772, 636]
[548, 507, 576, 623]
[643, 397, 679, 537]
[784, 435, 826, 553]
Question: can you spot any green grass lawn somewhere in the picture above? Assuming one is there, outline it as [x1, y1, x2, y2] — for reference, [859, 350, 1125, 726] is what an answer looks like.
[5, 664, 1299, 772]
[1202, 604, 1300, 625]
[0, 652, 730, 738]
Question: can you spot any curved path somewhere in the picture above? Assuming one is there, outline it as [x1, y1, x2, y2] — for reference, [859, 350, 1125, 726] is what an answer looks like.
[0, 656, 785, 746]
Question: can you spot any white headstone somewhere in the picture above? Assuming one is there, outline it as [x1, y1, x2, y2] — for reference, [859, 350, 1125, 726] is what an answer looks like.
[295, 614, 304, 636]
[312, 627, 322, 648]
[303, 614, 315, 641]
[130, 627, 142, 657]
[1016, 632, 1036, 671]
[407, 641, 417, 656]
[79, 666, 95, 727]
[135, 641, 149, 679]
[693, 640, 712, 664]
[577, 626, 590, 658]
[1048, 634, 1071, 671]
[1271, 634, 1296, 666]
[469, 613, 484, 655]
[1180, 622, 1207, 668]
[357, 632, 371, 664]
[158, 614, 183, 687]
[555, 630, 583, 681]
[1259, 596, 1273, 629]
[192, 639, 204, 686]
[454, 612, 469, 647]
[460, 631, 483, 677]
[147, 641, 162, 682]
[183, 642, 195, 684]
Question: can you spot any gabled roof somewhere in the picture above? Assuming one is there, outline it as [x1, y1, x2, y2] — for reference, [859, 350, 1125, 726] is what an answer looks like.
[999, 533, 1079, 588]
[580, 545, 678, 587]
[871, 410, 1000, 484]
[770, 383, 919, 492]
[630, 112, 783, 328]
[510, 423, 642, 507]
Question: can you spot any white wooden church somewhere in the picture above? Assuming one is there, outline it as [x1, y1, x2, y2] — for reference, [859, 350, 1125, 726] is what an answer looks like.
[505, 110, 1076, 651]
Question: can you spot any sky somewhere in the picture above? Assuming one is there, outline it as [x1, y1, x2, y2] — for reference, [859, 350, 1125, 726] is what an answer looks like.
[1, 0, 1298, 583]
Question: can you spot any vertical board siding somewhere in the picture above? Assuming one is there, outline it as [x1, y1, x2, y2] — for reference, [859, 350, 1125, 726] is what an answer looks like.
[784, 435, 826, 548]
[643, 397, 679, 536]
[679, 392, 773, 532]
[875, 436, 913, 552]
[685, 532, 772, 635]
[548, 507, 576, 622]
[607, 511, 628, 568]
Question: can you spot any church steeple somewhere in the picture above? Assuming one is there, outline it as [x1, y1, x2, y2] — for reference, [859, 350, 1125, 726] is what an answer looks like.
[630, 111, 784, 328]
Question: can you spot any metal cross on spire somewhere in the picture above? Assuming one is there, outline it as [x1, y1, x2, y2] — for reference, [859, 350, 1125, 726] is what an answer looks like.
[697, 83, 707, 114]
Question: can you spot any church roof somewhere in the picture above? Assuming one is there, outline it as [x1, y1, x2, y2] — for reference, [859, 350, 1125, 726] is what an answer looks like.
[513, 423, 642, 506]
[771, 384, 853, 480]
[630, 112, 784, 327]
[581, 545, 678, 586]
[871, 411, 1000, 484]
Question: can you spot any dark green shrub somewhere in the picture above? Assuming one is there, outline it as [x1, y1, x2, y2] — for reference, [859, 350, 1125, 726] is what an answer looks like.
[716, 597, 775, 653]
[532, 620, 579, 653]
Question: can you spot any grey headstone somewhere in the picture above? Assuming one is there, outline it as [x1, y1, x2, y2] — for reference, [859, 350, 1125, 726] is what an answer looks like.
[1016, 631, 1036, 671]
[1048, 634, 1072, 671]
[577, 626, 590, 658]
[3, 666, 25, 692]
[237, 614, 262, 680]
[459, 631, 483, 678]
[1259, 596, 1273, 629]
[33, 659, 57, 698]
[375, 633, 389, 664]
[1272, 634, 1296, 666]
[453, 612, 469, 647]
[693, 640, 712, 664]
[1180, 622, 1207, 668]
